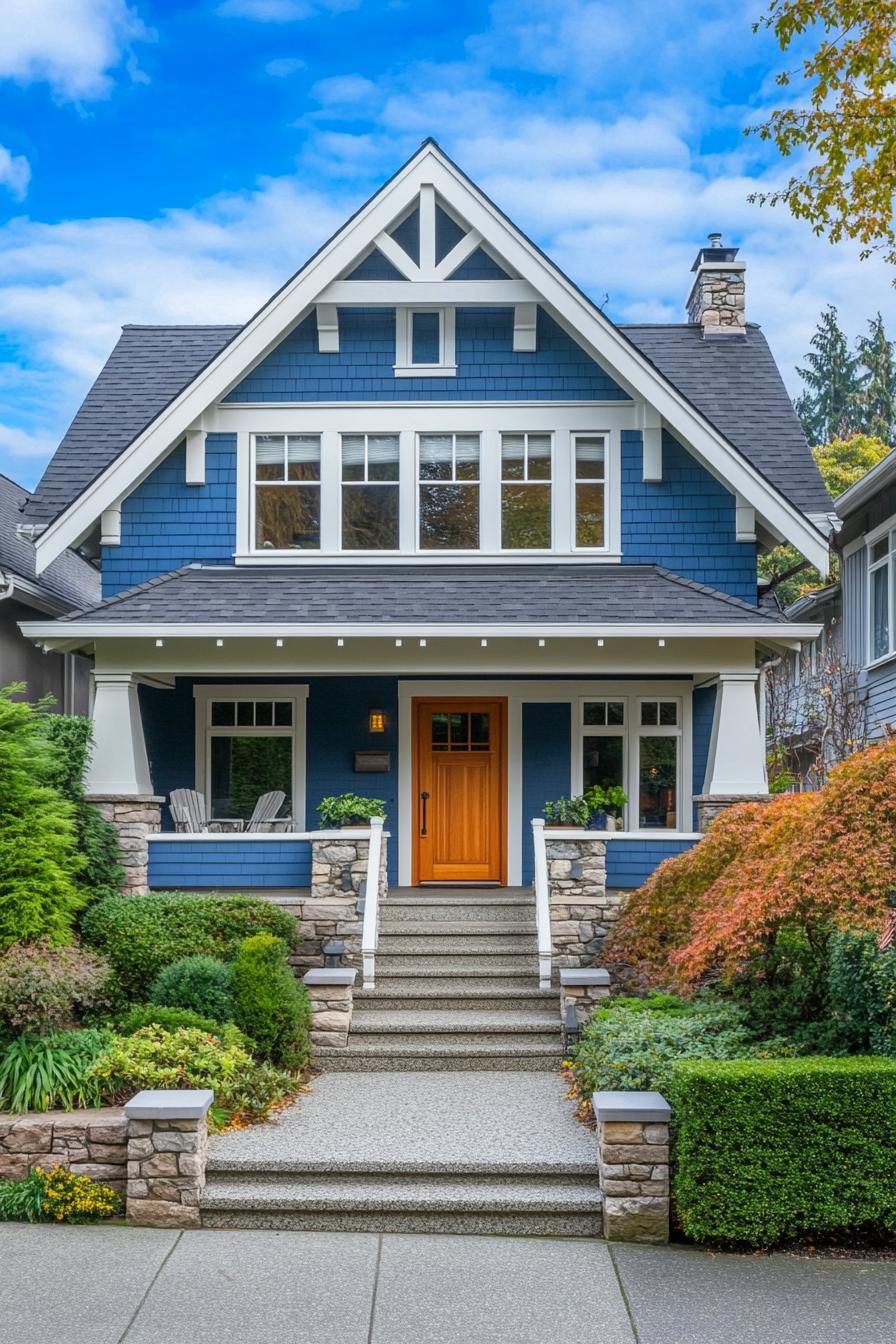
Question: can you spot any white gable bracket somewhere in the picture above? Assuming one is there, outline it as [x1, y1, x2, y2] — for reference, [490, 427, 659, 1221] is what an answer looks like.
[100, 503, 122, 547]
[513, 303, 537, 353]
[735, 494, 757, 543]
[185, 430, 206, 486]
[638, 406, 662, 482]
[315, 304, 340, 354]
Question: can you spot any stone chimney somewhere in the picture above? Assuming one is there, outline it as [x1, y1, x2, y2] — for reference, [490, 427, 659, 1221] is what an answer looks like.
[686, 234, 746, 337]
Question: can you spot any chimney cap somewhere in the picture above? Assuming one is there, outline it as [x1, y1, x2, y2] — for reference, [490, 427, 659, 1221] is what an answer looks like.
[692, 234, 740, 270]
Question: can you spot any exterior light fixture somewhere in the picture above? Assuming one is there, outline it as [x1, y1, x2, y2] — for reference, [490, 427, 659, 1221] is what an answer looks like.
[322, 938, 346, 967]
[481, 638, 488, 648]
[155, 638, 164, 648]
[337, 638, 344, 647]
[216, 638, 224, 647]
[395, 638, 403, 648]
[369, 710, 386, 733]
[658, 638, 666, 648]
[597, 639, 604, 648]
[276, 638, 284, 648]
[538, 639, 546, 648]
[419, 638, 427, 648]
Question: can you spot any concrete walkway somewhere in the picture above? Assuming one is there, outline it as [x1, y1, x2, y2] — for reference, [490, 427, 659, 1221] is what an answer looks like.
[1, 1225, 894, 1344]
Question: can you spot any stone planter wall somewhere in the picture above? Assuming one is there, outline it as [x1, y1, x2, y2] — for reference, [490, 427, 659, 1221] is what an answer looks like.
[284, 833, 388, 972]
[88, 794, 163, 894]
[545, 834, 624, 969]
[304, 967, 356, 1047]
[0, 1109, 127, 1194]
[125, 1090, 212, 1229]
[595, 1091, 671, 1243]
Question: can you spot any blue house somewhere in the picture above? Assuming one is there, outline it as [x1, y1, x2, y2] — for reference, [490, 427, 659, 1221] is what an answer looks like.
[19, 142, 830, 896]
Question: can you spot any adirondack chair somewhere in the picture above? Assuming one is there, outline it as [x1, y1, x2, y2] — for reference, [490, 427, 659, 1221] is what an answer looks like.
[169, 789, 211, 833]
[245, 790, 288, 832]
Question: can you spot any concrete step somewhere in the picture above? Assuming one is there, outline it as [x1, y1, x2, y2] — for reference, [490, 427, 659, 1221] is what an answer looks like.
[377, 934, 536, 955]
[380, 902, 533, 923]
[369, 969, 540, 987]
[349, 1009, 559, 1034]
[355, 986, 557, 1011]
[379, 920, 536, 937]
[388, 886, 532, 900]
[199, 1172, 602, 1236]
[375, 954, 536, 974]
[340, 1032, 559, 1050]
[316, 1041, 562, 1071]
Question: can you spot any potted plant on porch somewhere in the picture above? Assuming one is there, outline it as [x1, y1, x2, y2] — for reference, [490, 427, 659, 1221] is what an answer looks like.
[542, 795, 592, 828]
[317, 794, 387, 828]
[584, 784, 629, 831]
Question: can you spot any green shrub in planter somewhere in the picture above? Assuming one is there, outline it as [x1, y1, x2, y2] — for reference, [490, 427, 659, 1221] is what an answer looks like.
[316, 794, 387, 827]
[81, 893, 299, 1001]
[669, 1056, 896, 1247]
[115, 1004, 224, 1037]
[149, 956, 234, 1022]
[542, 795, 592, 827]
[232, 934, 311, 1070]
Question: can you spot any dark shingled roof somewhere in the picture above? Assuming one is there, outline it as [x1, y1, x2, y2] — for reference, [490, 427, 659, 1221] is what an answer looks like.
[60, 563, 785, 626]
[23, 316, 830, 526]
[621, 323, 832, 516]
[0, 472, 100, 612]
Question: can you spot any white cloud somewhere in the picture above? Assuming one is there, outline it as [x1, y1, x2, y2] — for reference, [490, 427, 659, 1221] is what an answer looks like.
[311, 74, 377, 105]
[0, 0, 152, 101]
[265, 56, 307, 77]
[217, 0, 359, 21]
[0, 423, 58, 462]
[0, 146, 30, 200]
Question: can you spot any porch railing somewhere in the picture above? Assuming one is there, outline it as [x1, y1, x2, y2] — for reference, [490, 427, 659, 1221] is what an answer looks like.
[361, 815, 386, 990]
[531, 817, 552, 989]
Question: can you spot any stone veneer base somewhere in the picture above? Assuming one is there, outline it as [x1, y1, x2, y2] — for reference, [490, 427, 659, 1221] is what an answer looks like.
[694, 793, 774, 832]
[88, 794, 163, 895]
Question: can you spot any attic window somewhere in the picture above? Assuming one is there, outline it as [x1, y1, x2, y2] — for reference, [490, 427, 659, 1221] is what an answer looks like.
[395, 308, 456, 378]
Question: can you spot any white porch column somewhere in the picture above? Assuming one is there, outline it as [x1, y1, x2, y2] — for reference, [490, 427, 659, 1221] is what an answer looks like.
[702, 671, 767, 795]
[85, 672, 153, 795]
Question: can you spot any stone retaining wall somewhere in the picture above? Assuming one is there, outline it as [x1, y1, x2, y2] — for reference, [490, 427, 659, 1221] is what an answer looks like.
[545, 834, 625, 968]
[276, 834, 388, 972]
[88, 794, 163, 895]
[0, 1109, 128, 1194]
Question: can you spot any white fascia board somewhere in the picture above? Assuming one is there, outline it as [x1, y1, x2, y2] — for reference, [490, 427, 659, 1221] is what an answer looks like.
[20, 619, 823, 644]
[319, 279, 537, 305]
[33, 141, 827, 575]
[835, 447, 896, 517]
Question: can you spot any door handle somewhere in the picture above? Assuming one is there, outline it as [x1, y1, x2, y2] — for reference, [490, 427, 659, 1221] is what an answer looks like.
[420, 791, 430, 837]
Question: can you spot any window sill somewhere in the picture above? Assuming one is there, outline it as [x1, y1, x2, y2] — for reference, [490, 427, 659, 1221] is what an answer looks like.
[393, 365, 457, 378]
[234, 552, 623, 565]
[866, 649, 896, 672]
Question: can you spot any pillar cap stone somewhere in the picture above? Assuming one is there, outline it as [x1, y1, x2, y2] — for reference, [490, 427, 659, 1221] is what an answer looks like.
[594, 1090, 671, 1122]
[560, 968, 611, 986]
[125, 1089, 214, 1120]
[303, 968, 357, 986]
[86, 794, 165, 803]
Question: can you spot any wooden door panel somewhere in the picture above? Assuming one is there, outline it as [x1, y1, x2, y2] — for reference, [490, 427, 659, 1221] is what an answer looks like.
[414, 698, 506, 884]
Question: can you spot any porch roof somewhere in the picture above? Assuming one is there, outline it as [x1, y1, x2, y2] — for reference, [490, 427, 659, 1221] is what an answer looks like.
[56, 562, 786, 629]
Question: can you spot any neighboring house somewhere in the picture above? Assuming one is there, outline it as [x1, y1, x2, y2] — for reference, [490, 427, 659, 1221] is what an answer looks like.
[17, 141, 830, 893]
[0, 471, 97, 712]
[770, 582, 846, 787]
[835, 445, 896, 739]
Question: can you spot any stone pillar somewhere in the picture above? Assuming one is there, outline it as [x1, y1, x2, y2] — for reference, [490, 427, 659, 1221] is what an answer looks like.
[124, 1089, 213, 1228]
[595, 1090, 670, 1243]
[303, 967, 356, 1047]
[544, 833, 625, 968]
[694, 792, 776, 832]
[560, 967, 611, 1027]
[301, 832, 388, 969]
[88, 795, 163, 894]
[86, 672, 153, 795]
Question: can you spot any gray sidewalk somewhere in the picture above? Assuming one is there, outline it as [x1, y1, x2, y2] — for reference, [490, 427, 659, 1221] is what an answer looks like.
[1, 1224, 894, 1344]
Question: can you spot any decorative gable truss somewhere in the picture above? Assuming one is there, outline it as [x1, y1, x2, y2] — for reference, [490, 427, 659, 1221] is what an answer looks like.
[31, 140, 828, 575]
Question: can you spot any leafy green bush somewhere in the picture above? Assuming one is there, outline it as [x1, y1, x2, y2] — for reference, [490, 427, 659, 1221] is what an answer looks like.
[827, 930, 896, 1055]
[81, 893, 299, 1001]
[0, 1166, 122, 1223]
[669, 1056, 896, 1247]
[600, 993, 691, 1015]
[316, 793, 387, 826]
[90, 1026, 291, 1128]
[0, 941, 111, 1036]
[39, 715, 124, 902]
[115, 1004, 224, 1037]
[0, 1030, 109, 1112]
[232, 934, 311, 1069]
[542, 795, 592, 826]
[149, 956, 234, 1022]
[0, 685, 86, 948]
[572, 999, 790, 1098]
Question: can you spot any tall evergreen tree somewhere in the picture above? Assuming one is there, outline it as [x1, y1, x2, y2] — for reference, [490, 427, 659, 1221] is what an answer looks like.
[795, 305, 861, 445]
[855, 313, 896, 445]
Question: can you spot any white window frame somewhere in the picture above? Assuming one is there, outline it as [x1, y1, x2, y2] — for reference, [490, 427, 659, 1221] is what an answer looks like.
[866, 515, 896, 667]
[394, 307, 456, 377]
[416, 431, 482, 553]
[499, 430, 554, 553]
[573, 687, 689, 834]
[339, 431, 402, 554]
[250, 431, 323, 556]
[571, 431, 611, 553]
[193, 683, 308, 827]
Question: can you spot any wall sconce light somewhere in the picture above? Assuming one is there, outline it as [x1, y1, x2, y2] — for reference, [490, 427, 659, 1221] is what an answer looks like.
[369, 710, 386, 734]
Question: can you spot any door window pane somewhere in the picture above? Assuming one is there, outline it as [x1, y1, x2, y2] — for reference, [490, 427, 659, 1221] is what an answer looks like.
[341, 433, 400, 550]
[583, 735, 624, 793]
[210, 736, 292, 819]
[872, 563, 890, 659]
[639, 737, 678, 829]
[419, 433, 480, 550]
[501, 433, 552, 549]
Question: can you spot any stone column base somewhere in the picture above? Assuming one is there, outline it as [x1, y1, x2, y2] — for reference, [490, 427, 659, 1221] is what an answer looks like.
[124, 1089, 212, 1228]
[595, 1091, 671, 1243]
[544, 834, 627, 969]
[304, 967, 356, 1047]
[694, 793, 774, 833]
[88, 794, 163, 894]
[560, 967, 611, 1028]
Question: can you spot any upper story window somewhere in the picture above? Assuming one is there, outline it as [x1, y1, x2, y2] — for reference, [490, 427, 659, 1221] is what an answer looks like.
[501, 432, 552, 549]
[418, 433, 480, 550]
[254, 434, 321, 550]
[574, 434, 607, 549]
[395, 308, 456, 377]
[341, 433, 400, 550]
[869, 526, 896, 661]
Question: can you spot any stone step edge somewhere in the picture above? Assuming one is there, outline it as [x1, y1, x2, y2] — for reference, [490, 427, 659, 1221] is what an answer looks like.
[200, 1180, 602, 1214]
[205, 1159, 597, 1177]
[316, 1042, 561, 1057]
[349, 1018, 559, 1034]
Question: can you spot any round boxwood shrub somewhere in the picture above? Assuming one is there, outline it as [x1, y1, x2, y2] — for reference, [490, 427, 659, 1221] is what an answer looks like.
[115, 1004, 225, 1037]
[148, 956, 234, 1023]
[232, 934, 311, 1070]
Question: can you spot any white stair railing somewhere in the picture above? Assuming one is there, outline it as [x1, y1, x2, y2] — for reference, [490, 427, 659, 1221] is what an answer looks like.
[531, 817, 552, 989]
[361, 815, 386, 989]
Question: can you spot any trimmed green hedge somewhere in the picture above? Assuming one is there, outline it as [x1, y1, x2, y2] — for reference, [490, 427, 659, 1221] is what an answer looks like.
[669, 1056, 896, 1247]
[81, 893, 299, 1001]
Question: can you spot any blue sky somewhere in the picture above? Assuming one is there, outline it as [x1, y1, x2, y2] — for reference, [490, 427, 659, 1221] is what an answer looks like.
[0, 0, 894, 489]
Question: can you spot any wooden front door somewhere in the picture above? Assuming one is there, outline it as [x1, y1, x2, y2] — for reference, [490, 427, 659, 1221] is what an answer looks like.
[413, 698, 506, 884]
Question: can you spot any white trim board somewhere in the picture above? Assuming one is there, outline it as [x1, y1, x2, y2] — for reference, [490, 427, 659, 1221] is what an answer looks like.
[32, 142, 828, 575]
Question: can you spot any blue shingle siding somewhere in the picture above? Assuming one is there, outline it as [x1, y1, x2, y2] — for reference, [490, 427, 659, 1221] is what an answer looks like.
[435, 205, 465, 262]
[606, 839, 698, 889]
[621, 429, 757, 602]
[390, 208, 420, 265]
[448, 247, 510, 280]
[148, 839, 311, 890]
[101, 435, 236, 596]
[691, 684, 716, 823]
[521, 702, 572, 884]
[225, 307, 628, 403]
[344, 249, 407, 281]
